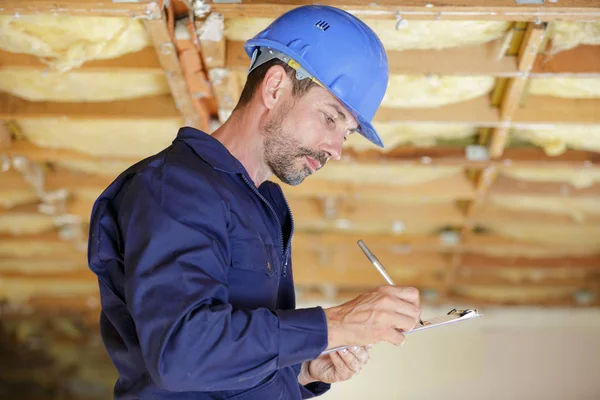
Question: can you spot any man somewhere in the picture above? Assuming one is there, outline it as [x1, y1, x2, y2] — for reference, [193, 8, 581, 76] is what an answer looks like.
[88, 5, 421, 399]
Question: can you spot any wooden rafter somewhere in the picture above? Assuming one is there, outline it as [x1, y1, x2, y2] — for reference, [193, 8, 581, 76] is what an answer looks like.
[143, 5, 209, 130]
[206, 1, 600, 21]
[0, 0, 161, 17]
[0, 47, 162, 73]
[0, 92, 181, 120]
[226, 39, 519, 76]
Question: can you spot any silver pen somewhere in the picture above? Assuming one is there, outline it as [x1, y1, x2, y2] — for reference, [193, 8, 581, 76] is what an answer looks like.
[357, 240, 424, 326]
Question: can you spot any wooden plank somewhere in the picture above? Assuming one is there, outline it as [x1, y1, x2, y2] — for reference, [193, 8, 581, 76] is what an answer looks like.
[0, 0, 160, 18]
[288, 197, 465, 234]
[463, 253, 600, 270]
[532, 45, 600, 77]
[0, 92, 180, 120]
[143, 15, 206, 129]
[292, 232, 456, 253]
[292, 250, 448, 287]
[0, 47, 162, 73]
[514, 96, 600, 124]
[0, 120, 11, 150]
[491, 174, 600, 198]
[375, 96, 499, 124]
[5, 141, 138, 163]
[499, 148, 600, 169]
[227, 39, 518, 76]
[207, 1, 600, 21]
[472, 202, 600, 225]
[282, 172, 475, 201]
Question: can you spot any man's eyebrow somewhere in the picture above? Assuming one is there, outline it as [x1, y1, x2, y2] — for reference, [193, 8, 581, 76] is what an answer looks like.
[327, 103, 348, 122]
[327, 102, 360, 132]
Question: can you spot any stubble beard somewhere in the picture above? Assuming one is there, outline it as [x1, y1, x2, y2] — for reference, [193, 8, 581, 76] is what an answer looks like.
[262, 103, 328, 186]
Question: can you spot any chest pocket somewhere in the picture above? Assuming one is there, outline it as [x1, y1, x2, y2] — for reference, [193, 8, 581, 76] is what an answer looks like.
[230, 237, 277, 277]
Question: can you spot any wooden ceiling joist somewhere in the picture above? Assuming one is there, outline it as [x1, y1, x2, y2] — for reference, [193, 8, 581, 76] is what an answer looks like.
[0, 92, 180, 120]
[0, 47, 163, 73]
[513, 96, 600, 125]
[490, 174, 600, 198]
[532, 45, 600, 77]
[374, 96, 499, 124]
[206, 1, 600, 21]
[462, 253, 600, 271]
[0, 0, 160, 18]
[226, 39, 519, 76]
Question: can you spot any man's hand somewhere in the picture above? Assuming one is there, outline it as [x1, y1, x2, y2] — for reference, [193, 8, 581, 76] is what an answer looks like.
[298, 346, 371, 385]
[323, 285, 421, 350]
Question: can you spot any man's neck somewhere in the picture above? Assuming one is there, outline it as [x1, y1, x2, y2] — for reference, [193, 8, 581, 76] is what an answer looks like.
[212, 107, 272, 187]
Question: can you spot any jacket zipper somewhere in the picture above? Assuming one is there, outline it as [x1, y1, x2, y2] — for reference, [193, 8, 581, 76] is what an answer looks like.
[238, 173, 288, 276]
[274, 184, 294, 278]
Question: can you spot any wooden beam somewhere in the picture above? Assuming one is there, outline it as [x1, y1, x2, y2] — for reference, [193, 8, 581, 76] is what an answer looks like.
[374, 96, 499, 125]
[207, 1, 600, 21]
[288, 198, 465, 234]
[0, 92, 181, 120]
[472, 203, 600, 225]
[499, 148, 600, 169]
[491, 174, 600, 198]
[463, 253, 600, 270]
[490, 22, 547, 159]
[0, 120, 11, 150]
[532, 45, 600, 77]
[292, 250, 448, 287]
[227, 39, 518, 76]
[514, 96, 600, 124]
[144, 11, 206, 129]
[4, 141, 138, 163]
[0, 0, 161, 18]
[0, 47, 162, 73]
[282, 172, 475, 201]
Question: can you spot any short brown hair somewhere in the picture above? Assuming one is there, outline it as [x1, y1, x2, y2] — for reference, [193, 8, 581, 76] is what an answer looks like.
[234, 59, 318, 109]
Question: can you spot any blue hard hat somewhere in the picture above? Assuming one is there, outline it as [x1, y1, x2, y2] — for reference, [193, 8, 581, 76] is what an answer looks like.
[244, 5, 389, 148]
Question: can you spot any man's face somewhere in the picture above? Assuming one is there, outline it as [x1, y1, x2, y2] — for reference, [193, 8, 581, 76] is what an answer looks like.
[261, 85, 359, 186]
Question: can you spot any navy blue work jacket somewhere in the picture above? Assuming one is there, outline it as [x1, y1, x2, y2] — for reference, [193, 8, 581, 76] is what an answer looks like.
[87, 127, 330, 399]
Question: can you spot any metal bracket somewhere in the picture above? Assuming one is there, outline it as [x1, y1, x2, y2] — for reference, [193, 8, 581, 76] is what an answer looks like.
[465, 145, 490, 162]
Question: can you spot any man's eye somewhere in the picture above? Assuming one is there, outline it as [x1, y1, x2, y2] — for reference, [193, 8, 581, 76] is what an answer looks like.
[323, 112, 335, 126]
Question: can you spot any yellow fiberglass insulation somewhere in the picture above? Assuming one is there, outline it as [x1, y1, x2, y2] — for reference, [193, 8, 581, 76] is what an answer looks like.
[548, 21, 600, 54]
[344, 122, 477, 151]
[501, 167, 600, 189]
[224, 18, 510, 51]
[511, 125, 600, 156]
[382, 75, 495, 108]
[0, 69, 170, 102]
[528, 78, 600, 99]
[0, 15, 151, 72]
[16, 118, 184, 158]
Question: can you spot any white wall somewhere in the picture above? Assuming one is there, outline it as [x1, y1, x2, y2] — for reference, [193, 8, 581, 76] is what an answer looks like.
[299, 303, 600, 400]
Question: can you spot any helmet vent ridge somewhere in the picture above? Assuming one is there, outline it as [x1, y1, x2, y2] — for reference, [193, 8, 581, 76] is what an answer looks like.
[315, 20, 330, 31]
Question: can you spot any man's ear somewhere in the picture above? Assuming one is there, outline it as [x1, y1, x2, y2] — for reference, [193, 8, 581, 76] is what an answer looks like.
[260, 65, 289, 111]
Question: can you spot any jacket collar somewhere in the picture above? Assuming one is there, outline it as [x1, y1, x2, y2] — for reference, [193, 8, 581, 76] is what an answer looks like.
[173, 127, 243, 175]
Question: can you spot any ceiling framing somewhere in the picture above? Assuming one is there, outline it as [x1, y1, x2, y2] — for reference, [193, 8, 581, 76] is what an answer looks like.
[1, 0, 600, 322]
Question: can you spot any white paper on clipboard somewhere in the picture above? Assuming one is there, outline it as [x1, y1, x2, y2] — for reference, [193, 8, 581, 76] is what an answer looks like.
[320, 308, 482, 356]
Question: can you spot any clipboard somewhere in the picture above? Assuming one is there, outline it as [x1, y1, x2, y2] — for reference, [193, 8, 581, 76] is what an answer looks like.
[320, 308, 481, 356]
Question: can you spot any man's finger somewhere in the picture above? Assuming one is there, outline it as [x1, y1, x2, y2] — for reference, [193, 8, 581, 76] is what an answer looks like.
[338, 348, 361, 373]
[347, 346, 369, 365]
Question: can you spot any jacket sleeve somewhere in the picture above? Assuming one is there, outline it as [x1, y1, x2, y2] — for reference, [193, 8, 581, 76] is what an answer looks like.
[299, 382, 332, 398]
[116, 163, 328, 392]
